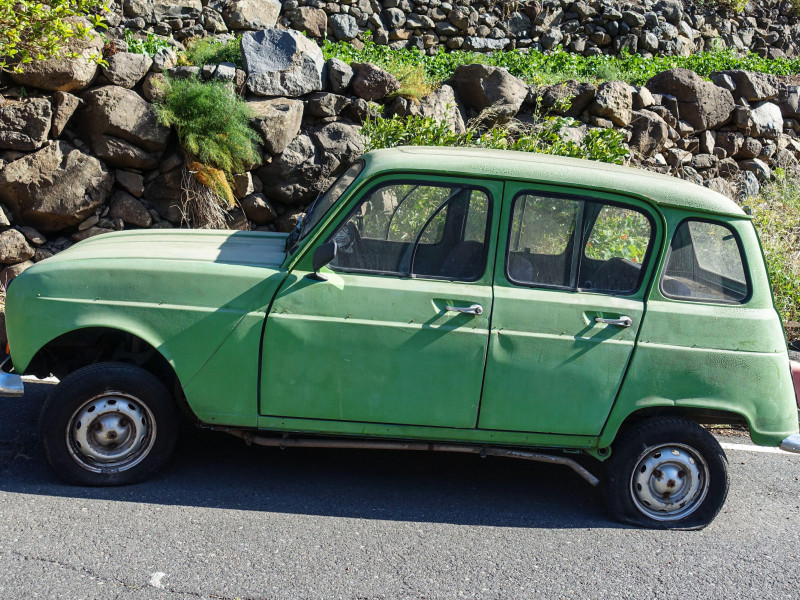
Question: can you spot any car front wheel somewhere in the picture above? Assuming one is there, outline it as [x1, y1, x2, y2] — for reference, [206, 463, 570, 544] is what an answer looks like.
[40, 362, 179, 486]
[603, 417, 729, 530]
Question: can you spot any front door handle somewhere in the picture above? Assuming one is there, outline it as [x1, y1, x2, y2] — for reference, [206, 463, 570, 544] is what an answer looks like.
[595, 315, 632, 327]
[445, 303, 484, 316]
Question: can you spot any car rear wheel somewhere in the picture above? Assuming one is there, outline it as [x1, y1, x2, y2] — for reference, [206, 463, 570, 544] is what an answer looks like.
[603, 417, 729, 530]
[40, 362, 178, 486]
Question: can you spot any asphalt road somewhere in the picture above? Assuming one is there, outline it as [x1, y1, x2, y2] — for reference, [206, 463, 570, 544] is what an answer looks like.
[1, 381, 799, 600]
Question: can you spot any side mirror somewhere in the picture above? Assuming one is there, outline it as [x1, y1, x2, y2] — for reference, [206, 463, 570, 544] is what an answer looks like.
[308, 241, 337, 281]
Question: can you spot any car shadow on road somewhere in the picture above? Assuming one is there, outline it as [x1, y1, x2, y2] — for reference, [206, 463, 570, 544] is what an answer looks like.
[0, 382, 619, 530]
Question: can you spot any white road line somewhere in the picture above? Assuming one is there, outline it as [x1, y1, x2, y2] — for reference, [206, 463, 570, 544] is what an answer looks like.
[719, 442, 788, 454]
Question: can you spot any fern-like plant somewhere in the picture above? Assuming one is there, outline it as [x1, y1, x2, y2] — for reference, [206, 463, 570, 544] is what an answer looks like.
[154, 76, 260, 215]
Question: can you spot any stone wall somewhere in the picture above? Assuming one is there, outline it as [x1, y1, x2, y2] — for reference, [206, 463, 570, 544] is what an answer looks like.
[0, 21, 800, 287]
[103, 0, 800, 58]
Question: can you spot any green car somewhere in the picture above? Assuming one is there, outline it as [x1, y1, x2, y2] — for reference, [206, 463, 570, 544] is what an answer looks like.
[3, 147, 799, 529]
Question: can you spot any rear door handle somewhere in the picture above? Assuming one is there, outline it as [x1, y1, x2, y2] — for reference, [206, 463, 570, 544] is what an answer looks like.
[595, 316, 632, 327]
[445, 304, 484, 316]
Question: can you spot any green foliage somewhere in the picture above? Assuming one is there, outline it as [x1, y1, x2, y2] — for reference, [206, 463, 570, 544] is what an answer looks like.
[748, 173, 800, 329]
[181, 36, 243, 68]
[697, 0, 748, 14]
[362, 113, 630, 165]
[323, 38, 800, 87]
[0, 0, 107, 72]
[154, 76, 260, 178]
[123, 29, 172, 57]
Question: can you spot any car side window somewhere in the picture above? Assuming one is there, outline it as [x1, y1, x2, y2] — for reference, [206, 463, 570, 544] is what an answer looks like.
[506, 192, 653, 294]
[330, 181, 491, 281]
[580, 205, 652, 294]
[661, 220, 749, 303]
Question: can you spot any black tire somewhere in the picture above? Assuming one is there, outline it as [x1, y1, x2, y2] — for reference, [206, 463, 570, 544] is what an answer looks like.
[39, 362, 179, 486]
[603, 417, 729, 530]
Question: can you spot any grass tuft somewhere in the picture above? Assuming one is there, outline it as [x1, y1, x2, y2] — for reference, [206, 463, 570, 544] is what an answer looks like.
[748, 172, 800, 330]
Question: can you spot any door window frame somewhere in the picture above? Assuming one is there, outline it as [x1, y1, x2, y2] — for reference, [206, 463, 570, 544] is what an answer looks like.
[658, 217, 753, 305]
[503, 189, 658, 296]
[319, 175, 499, 283]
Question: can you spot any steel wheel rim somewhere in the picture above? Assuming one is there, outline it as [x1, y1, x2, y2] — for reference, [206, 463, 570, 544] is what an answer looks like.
[629, 443, 709, 522]
[66, 392, 156, 474]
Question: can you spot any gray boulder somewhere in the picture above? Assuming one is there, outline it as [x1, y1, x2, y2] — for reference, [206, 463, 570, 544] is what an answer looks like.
[779, 86, 800, 120]
[351, 63, 401, 101]
[223, 0, 281, 30]
[305, 93, 351, 119]
[739, 158, 771, 181]
[0, 141, 114, 232]
[309, 121, 365, 177]
[449, 64, 527, 120]
[288, 7, 328, 38]
[109, 191, 153, 228]
[749, 102, 783, 139]
[258, 134, 322, 205]
[589, 81, 633, 127]
[0, 99, 52, 151]
[10, 19, 102, 92]
[382, 8, 406, 29]
[240, 193, 277, 224]
[326, 58, 354, 94]
[242, 29, 324, 97]
[646, 68, 734, 131]
[392, 85, 466, 134]
[151, 47, 179, 73]
[248, 98, 304, 155]
[712, 70, 779, 102]
[0, 260, 34, 288]
[79, 86, 170, 169]
[331, 14, 359, 40]
[51, 92, 82, 137]
[116, 170, 145, 197]
[629, 110, 670, 158]
[101, 52, 153, 89]
[0, 229, 35, 265]
[539, 81, 597, 118]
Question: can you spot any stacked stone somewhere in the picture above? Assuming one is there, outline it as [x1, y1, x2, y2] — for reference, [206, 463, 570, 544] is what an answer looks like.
[102, 0, 800, 59]
[1, 18, 800, 284]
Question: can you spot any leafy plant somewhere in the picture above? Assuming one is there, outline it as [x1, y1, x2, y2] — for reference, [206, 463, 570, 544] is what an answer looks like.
[323, 38, 800, 87]
[361, 112, 630, 165]
[123, 29, 172, 57]
[747, 172, 800, 331]
[181, 35, 243, 68]
[0, 0, 107, 72]
[154, 76, 260, 214]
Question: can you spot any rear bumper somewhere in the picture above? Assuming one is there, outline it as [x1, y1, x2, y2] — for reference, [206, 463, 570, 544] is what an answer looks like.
[781, 434, 800, 454]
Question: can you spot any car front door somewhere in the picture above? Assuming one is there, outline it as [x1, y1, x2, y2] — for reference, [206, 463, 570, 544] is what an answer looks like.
[478, 182, 661, 435]
[259, 175, 502, 428]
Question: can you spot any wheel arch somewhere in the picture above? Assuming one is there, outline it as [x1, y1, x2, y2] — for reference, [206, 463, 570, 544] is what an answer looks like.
[599, 404, 748, 449]
[23, 326, 184, 399]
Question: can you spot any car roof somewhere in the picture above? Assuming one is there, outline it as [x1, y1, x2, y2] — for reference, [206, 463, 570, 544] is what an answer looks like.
[362, 147, 747, 218]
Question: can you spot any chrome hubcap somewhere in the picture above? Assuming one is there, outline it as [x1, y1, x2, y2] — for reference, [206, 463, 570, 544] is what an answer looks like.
[630, 443, 709, 521]
[66, 392, 156, 473]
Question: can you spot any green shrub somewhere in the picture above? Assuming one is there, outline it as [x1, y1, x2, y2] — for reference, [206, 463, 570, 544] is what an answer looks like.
[323, 38, 800, 87]
[181, 35, 243, 68]
[0, 0, 107, 72]
[361, 113, 629, 165]
[123, 29, 172, 57]
[154, 76, 260, 205]
[748, 173, 800, 329]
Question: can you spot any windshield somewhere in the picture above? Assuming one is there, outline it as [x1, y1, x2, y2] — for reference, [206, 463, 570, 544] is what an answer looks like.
[297, 161, 364, 244]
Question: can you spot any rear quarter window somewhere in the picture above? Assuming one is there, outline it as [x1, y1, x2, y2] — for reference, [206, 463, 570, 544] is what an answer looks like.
[660, 219, 750, 304]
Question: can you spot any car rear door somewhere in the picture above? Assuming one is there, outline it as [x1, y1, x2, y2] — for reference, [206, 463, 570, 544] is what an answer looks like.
[478, 182, 662, 435]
